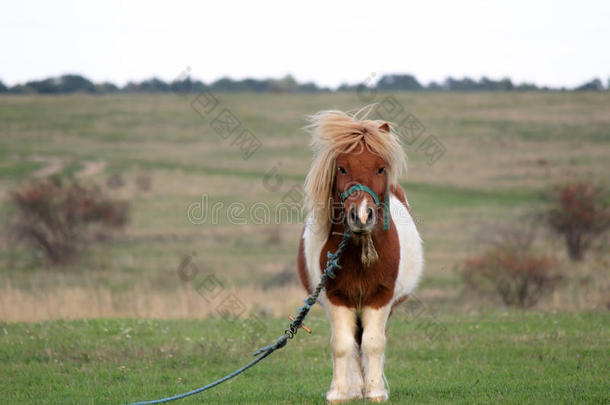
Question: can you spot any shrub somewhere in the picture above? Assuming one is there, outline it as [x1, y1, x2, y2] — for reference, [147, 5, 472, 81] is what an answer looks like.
[547, 182, 610, 261]
[463, 246, 558, 308]
[106, 174, 125, 189]
[463, 221, 560, 308]
[135, 174, 152, 191]
[8, 178, 128, 264]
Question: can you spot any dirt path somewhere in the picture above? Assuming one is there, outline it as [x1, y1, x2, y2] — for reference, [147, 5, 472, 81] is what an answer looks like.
[29, 157, 106, 179]
[31, 156, 64, 178]
[76, 160, 106, 178]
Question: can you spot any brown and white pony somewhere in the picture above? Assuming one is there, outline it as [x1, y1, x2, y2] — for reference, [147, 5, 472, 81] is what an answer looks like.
[297, 108, 424, 403]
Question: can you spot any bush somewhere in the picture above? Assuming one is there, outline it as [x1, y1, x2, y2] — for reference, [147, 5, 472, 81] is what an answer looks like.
[463, 221, 560, 308]
[135, 174, 152, 191]
[547, 182, 610, 261]
[463, 247, 558, 308]
[8, 178, 128, 265]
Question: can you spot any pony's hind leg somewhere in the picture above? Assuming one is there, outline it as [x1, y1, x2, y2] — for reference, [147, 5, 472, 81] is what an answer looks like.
[326, 304, 358, 403]
[361, 305, 391, 402]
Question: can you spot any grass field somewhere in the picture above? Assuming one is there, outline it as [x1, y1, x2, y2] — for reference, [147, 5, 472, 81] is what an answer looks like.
[1, 92, 609, 319]
[1, 311, 608, 404]
[1, 92, 609, 403]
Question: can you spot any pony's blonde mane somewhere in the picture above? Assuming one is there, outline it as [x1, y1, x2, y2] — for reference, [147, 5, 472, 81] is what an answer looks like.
[304, 105, 407, 231]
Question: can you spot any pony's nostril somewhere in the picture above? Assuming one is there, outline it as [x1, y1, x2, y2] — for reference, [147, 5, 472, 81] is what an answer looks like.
[366, 207, 374, 224]
[349, 208, 357, 223]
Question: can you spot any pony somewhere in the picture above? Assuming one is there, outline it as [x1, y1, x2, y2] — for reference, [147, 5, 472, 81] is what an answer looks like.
[297, 107, 424, 403]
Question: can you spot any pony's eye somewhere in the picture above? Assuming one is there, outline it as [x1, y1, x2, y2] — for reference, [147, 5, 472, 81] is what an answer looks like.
[338, 166, 347, 175]
[378, 167, 386, 174]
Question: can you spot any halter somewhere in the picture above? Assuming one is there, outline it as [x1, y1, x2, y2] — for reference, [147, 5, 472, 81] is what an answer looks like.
[339, 175, 390, 231]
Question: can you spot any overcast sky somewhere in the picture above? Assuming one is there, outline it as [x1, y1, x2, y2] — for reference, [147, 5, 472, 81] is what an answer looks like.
[1, 0, 609, 88]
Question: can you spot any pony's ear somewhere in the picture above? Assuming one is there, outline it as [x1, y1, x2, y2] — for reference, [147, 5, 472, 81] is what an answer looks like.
[379, 122, 390, 133]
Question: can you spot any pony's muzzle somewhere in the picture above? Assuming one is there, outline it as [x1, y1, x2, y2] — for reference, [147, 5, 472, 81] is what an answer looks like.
[346, 201, 376, 234]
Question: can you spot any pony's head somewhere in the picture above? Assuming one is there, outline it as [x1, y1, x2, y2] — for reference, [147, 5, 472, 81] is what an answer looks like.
[304, 106, 407, 235]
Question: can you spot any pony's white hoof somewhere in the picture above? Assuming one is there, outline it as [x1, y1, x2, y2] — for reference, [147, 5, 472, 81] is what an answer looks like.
[348, 390, 364, 400]
[326, 388, 350, 403]
[365, 388, 388, 402]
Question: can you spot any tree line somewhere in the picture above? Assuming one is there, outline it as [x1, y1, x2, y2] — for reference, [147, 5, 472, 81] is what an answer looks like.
[0, 73, 607, 95]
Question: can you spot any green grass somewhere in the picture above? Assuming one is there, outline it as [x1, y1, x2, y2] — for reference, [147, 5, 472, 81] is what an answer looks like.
[404, 182, 543, 209]
[0, 160, 44, 179]
[1, 311, 608, 404]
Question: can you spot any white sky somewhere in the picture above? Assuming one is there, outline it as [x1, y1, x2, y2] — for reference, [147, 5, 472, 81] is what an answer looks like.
[1, 0, 609, 88]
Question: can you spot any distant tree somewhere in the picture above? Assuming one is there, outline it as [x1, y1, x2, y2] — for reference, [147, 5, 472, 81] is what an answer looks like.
[210, 77, 247, 92]
[170, 77, 192, 94]
[269, 75, 298, 93]
[298, 82, 319, 93]
[575, 78, 603, 91]
[168, 77, 207, 94]
[8, 84, 35, 94]
[58, 74, 95, 93]
[444, 77, 479, 91]
[241, 78, 270, 92]
[95, 82, 120, 93]
[26, 78, 60, 94]
[122, 81, 140, 92]
[498, 78, 514, 91]
[478, 77, 493, 90]
[443, 77, 457, 90]
[478, 77, 514, 91]
[427, 81, 443, 91]
[515, 82, 539, 91]
[0, 80, 7, 93]
[136, 77, 171, 92]
[190, 80, 207, 92]
[377, 74, 422, 91]
[336, 83, 358, 91]
[22, 75, 95, 94]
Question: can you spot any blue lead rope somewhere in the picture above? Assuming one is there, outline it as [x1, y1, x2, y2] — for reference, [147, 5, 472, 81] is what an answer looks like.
[128, 231, 352, 405]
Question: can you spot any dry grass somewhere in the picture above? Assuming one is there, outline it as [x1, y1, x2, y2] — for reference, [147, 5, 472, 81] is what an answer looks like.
[0, 283, 308, 322]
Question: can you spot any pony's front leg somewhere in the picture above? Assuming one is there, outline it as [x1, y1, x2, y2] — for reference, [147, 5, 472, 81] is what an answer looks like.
[361, 305, 391, 402]
[326, 304, 357, 403]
